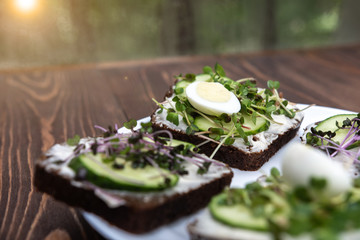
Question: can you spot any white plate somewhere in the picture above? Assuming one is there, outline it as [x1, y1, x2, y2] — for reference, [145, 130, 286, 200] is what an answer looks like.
[83, 104, 356, 240]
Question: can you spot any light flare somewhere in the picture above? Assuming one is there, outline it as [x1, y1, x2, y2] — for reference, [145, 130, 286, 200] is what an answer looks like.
[15, 0, 37, 12]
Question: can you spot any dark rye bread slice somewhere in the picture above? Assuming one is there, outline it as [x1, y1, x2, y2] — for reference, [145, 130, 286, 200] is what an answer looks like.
[34, 155, 233, 234]
[151, 119, 301, 171]
[151, 86, 303, 171]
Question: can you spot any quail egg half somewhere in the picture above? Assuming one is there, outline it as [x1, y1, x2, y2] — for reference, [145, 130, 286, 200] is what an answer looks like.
[185, 81, 241, 116]
[282, 143, 352, 198]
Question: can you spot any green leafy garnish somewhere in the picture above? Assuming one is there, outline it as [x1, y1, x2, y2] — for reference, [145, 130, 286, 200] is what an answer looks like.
[124, 119, 137, 130]
[218, 168, 360, 239]
[166, 111, 179, 126]
[267, 80, 280, 90]
[153, 64, 298, 159]
[214, 63, 226, 77]
[67, 134, 80, 146]
[64, 122, 220, 190]
[197, 162, 211, 175]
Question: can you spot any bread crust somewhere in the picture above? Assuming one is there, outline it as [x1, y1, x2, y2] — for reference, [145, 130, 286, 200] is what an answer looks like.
[34, 159, 233, 234]
[151, 116, 301, 171]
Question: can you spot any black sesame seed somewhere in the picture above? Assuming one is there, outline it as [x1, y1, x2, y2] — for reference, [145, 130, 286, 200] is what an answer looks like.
[113, 163, 124, 169]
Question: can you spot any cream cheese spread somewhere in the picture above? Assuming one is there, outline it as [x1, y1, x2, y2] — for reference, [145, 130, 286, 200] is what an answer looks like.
[154, 94, 303, 153]
[40, 138, 232, 208]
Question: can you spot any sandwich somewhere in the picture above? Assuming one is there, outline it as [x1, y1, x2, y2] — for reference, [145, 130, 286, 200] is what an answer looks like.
[34, 122, 233, 234]
[188, 143, 360, 240]
[152, 64, 304, 170]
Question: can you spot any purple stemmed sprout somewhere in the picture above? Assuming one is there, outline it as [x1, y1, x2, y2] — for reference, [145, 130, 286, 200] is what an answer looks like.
[309, 116, 360, 165]
[63, 123, 225, 178]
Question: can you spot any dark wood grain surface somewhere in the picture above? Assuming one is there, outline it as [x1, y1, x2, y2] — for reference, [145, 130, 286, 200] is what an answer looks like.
[1, 45, 360, 240]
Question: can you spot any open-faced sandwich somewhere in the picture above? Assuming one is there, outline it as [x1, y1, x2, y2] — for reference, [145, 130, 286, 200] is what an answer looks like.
[188, 143, 360, 240]
[152, 64, 304, 171]
[303, 112, 360, 177]
[34, 121, 233, 234]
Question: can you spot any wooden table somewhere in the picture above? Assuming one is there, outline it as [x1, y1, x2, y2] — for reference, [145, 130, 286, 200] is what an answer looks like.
[1, 45, 360, 240]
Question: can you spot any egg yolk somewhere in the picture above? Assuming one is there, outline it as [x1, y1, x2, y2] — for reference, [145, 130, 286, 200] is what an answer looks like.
[196, 82, 231, 103]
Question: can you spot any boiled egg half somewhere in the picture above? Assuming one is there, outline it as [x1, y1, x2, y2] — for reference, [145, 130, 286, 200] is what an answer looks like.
[185, 82, 241, 116]
[282, 143, 352, 198]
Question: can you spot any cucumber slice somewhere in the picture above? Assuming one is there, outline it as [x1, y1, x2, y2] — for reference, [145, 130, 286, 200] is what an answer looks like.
[194, 115, 269, 136]
[209, 189, 289, 231]
[194, 116, 233, 133]
[145, 137, 196, 150]
[175, 80, 191, 94]
[195, 74, 212, 82]
[175, 74, 212, 98]
[70, 154, 178, 191]
[241, 115, 269, 135]
[316, 114, 357, 132]
[209, 192, 268, 231]
[315, 114, 357, 146]
[164, 138, 196, 150]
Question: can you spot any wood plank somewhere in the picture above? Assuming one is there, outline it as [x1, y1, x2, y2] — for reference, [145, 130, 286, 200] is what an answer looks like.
[0, 69, 105, 239]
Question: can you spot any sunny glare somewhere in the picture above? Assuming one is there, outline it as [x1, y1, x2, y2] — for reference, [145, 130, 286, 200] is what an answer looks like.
[15, 0, 37, 12]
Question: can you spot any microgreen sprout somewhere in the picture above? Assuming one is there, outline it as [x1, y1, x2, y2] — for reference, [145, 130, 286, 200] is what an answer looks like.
[220, 168, 360, 238]
[123, 119, 137, 131]
[306, 114, 360, 167]
[67, 134, 80, 146]
[63, 121, 222, 188]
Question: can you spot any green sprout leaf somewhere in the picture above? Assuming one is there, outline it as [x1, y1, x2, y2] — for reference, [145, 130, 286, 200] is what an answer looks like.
[174, 88, 184, 95]
[310, 177, 327, 191]
[140, 122, 153, 133]
[124, 119, 137, 130]
[354, 178, 360, 188]
[186, 123, 199, 135]
[267, 80, 280, 90]
[215, 63, 226, 77]
[220, 113, 231, 123]
[175, 101, 186, 112]
[185, 73, 196, 81]
[266, 104, 276, 113]
[270, 168, 280, 178]
[203, 66, 213, 74]
[197, 162, 211, 175]
[224, 137, 235, 145]
[172, 96, 180, 102]
[166, 111, 179, 126]
[209, 127, 225, 136]
[235, 123, 248, 143]
[251, 112, 257, 124]
[67, 134, 80, 146]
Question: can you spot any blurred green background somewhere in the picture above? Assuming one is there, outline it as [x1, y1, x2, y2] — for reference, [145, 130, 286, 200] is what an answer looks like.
[0, 0, 359, 70]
